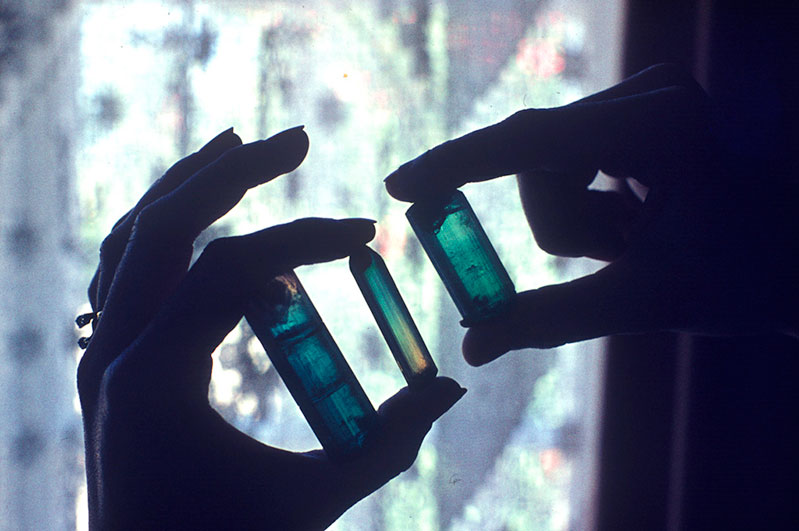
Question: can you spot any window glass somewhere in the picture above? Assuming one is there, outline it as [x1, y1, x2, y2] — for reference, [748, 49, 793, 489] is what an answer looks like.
[73, 1, 621, 528]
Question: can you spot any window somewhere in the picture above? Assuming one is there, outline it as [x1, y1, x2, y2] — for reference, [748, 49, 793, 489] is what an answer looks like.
[0, 1, 623, 529]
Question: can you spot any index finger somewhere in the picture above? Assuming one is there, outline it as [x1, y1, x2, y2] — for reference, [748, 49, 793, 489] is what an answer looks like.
[149, 125, 309, 245]
[385, 79, 705, 202]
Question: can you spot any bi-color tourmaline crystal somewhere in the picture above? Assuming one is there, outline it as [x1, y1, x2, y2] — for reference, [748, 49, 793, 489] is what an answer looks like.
[245, 271, 378, 461]
[350, 246, 437, 387]
[406, 190, 516, 326]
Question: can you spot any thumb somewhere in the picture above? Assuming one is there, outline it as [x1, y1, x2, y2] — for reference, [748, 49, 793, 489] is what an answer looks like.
[307, 377, 465, 526]
[462, 259, 676, 364]
[338, 377, 466, 490]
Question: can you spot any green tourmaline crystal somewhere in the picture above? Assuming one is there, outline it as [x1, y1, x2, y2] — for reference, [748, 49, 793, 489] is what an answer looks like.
[406, 190, 516, 326]
[245, 271, 378, 461]
[350, 246, 437, 387]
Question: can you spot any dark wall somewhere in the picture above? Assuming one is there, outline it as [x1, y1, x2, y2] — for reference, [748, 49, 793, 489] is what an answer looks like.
[598, 1, 798, 530]
[681, 2, 797, 529]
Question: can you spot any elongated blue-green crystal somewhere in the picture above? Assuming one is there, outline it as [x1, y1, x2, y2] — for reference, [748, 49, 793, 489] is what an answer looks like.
[350, 246, 437, 387]
[406, 190, 516, 326]
[245, 271, 378, 461]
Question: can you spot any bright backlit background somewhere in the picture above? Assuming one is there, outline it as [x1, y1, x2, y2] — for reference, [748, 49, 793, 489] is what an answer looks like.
[0, 1, 623, 529]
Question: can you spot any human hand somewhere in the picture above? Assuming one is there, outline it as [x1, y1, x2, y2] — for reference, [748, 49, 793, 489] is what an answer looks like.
[385, 64, 797, 364]
[77, 127, 466, 530]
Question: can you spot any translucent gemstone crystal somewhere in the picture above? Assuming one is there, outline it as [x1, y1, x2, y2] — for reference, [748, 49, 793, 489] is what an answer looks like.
[350, 246, 437, 387]
[245, 271, 377, 461]
[406, 190, 516, 326]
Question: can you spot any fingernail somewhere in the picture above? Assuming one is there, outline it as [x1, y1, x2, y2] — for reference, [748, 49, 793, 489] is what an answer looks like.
[262, 125, 307, 147]
[384, 149, 428, 180]
[269, 125, 307, 146]
[205, 126, 237, 150]
[384, 162, 410, 185]
[214, 126, 234, 138]
[339, 218, 377, 242]
[383, 166, 400, 183]
[384, 154, 432, 201]
[384, 169, 401, 193]
[262, 126, 309, 173]
[443, 386, 468, 410]
[384, 170, 412, 201]
[274, 125, 305, 137]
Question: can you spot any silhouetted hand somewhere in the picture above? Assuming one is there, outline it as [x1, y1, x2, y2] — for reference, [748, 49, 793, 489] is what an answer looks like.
[385, 64, 797, 364]
[77, 127, 466, 530]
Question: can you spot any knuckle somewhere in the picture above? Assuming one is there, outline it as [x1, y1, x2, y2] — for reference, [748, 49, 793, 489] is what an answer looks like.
[87, 271, 99, 305]
[504, 108, 538, 127]
[98, 354, 150, 412]
[98, 361, 131, 411]
[76, 354, 99, 398]
[129, 200, 184, 247]
[98, 230, 127, 264]
[132, 202, 162, 235]
[197, 236, 248, 279]
[501, 108, 554, 143]
[201, 235, 240, 262]
[110, 208, 134, 231]
[77, 346, 127, 405]
[509, 108, 535, 120]
[648, 62, 694, 87]
[195, 235, 256, 297]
